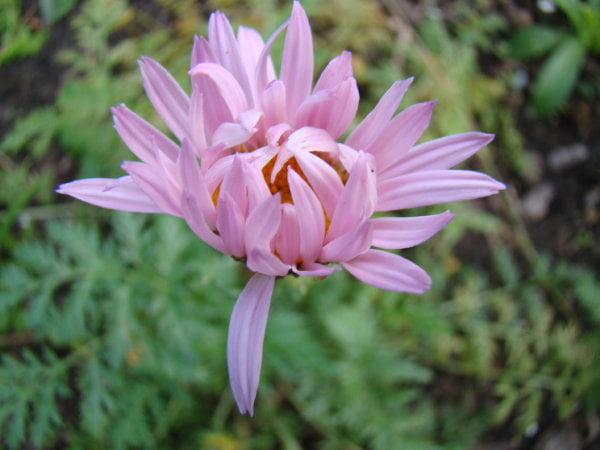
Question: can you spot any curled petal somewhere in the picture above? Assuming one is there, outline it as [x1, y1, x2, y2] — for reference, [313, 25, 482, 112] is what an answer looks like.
[377, 169, 506, 211]
[139, 57, 189, 141]
[343, 249, 431, 293]
[112, 104, 178, 163]
[381, 132, 495, 179]
[227, 273, 275, 415]
[56, 176, 162, 213]
[371, 211, 454, 249]
[281, 1, 313, 120]
[345, 78, 413, 151]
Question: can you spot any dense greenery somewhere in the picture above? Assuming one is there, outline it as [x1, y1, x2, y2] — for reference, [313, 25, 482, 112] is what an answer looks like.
[1, 0, 598, 448]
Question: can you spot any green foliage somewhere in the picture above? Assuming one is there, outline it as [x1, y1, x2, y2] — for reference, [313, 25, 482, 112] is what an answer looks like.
[508, 0, 600, 115]
[0, 0, 48, 65]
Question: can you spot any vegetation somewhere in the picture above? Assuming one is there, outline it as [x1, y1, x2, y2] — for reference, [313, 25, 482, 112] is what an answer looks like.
[1, 0, 598, 448]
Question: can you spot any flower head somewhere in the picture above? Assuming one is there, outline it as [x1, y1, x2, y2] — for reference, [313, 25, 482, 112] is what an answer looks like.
[57, 1, 505, 415]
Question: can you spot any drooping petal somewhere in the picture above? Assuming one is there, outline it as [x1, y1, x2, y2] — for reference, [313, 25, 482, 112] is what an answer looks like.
[380, 132, 495, 180]
[366, 100, 437, 172]
[320, 219, 372, 262]
[138, 57, 189, 141]
[293, 262, 340, 277]
[111, 104, 179, 163]
[343, 249, 431, 293]
[345, 78, 413, 151]
[288, 169, 325, 263]
[121, 161, 181, 216]
[371, 211, 454, 249]
[56, 176, 162, 213]
[280, 1, 313, 120]
[327, 152, 376, 242]
[181, 191, 226, 252]
[377, 169, 506, 211]
[313, 51, 353, 92]
[227, 273, 275, 415]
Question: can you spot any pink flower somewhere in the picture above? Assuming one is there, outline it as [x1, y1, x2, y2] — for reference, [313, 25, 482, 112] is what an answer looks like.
[57, 2, 505, 415]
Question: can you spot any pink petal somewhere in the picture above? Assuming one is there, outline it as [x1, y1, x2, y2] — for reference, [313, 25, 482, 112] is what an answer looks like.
[189, 62, 248, 134]
[219, 155, 248, 217]
[288, 169, 325, 263]
[246, 248, 291, 276]
[138, 57, 189, 141]
[111, 104, 179, 163]
[320, 220, 372, 262]
[238, 26, 275, 100]
[286, 126, 339, 154]
[326, 152, 376, 242]
[280, 1, 313, 120]
[275, 203, 300, 265]
[188, 90, 208, 155]
[56, 176, 162, 213]
[207, 11, 253, 104]
[314, 51, 353, 92]
[216, 193, 246, 258]
[371, 211, 454, 249]
[177, 139, 216, 228]
[261, 80, 287, 128]
[380, 132, 495, 180]
[255, 20, 288, 97]
[376, 169, 506, 211]
[291, 150, 344, 219]
[367, 100, 437, 172]
[181, 192, 226, 253]
[190, 35, 217, 69]
[345, 78, 413, 151]
[227, 273, 275, 415]
[121, 161, 181, 216]
[295, 77, 359, 139]
[343, 249, 431, 293]
[244, 161, 272, 211]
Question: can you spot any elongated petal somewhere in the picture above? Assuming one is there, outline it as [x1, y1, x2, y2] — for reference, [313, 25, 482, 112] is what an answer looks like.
[327, 153, 376, 242]
[56, 176, 162, 213]
[255, 20, 288, 95]
[216, 193, 246, 258]
[367, 100, 436, 171]
[314, 51, 353, 92]
[245, 193, 281, 252]
[380, 132, 495, 179]
[238, 26, 275, 102]
[112, 104, 179, 163]
[181, 192, 226, 252]
[275, 203, 300, 265]
[220, 155, 247, 216]
[227, 274, 275, 415]
[280, 1, 313, 120]
[377, 169, 506, 211]
[286, 126, 339, 154]
[345, 78, 413, 150]
[139, 57, 189, 141]
[293, 262, 340, 277]
[121, 161, 181, 216]
[261, 80, 287, 128]
[320, 219, 372, 262]
[188, 90, 208, 155]
[177, 139, 216, 227]
[343, 249, 431, 293]
[371, 211, 454, 249]
[190, 35, 217, 68]
[208, 11, 253, 104]
[288, 169, 325, 263]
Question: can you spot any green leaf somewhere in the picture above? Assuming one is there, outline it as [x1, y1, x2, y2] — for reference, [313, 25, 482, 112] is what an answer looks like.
[39, 0, 78, 24]
[508, 26, 565, 60]
[532, 37, 587, 115]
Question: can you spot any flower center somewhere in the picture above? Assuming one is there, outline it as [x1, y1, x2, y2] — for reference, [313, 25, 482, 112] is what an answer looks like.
[261, 156, 307, 204]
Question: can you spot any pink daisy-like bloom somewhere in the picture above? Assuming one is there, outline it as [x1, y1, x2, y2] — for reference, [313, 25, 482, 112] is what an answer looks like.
[57, 2, 505, 415]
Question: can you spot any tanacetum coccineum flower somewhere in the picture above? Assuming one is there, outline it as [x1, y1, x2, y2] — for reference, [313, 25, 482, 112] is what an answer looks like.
[58, 1, 505, 415]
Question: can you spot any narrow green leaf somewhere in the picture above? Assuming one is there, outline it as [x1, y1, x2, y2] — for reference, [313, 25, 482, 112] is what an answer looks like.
[508, 26, 565, 60]
[532, 37, 587, 115]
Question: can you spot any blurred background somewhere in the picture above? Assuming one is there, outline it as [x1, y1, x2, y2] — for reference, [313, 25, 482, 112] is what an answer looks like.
[0, 0, 599, 448]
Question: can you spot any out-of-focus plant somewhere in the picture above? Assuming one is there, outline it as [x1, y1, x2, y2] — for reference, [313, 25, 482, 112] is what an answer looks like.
[508, 0, 600, 115]
[0, 0, 48, 65]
